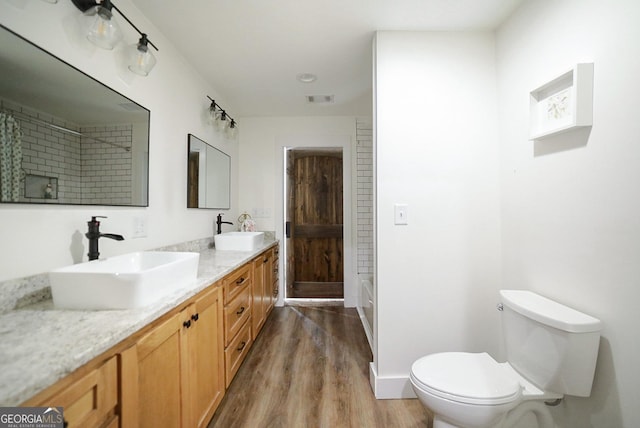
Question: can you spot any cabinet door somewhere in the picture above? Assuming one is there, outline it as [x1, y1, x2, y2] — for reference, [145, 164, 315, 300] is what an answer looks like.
[190, 287, 225, 428]
[272, 245, 280, 309]
[121, 308, 192, 428]
[265, 248, 276, 315]
[251, 255, 265, 339]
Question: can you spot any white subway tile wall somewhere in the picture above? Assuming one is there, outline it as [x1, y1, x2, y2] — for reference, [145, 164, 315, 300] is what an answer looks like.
[356, 118, 373, 275]
[1, 97, 133, 205]
[81, 125, 133, 205]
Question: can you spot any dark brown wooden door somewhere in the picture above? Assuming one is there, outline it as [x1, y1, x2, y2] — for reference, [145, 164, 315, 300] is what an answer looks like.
[187, 152, 199, 208]
[289, 151, 343, 298]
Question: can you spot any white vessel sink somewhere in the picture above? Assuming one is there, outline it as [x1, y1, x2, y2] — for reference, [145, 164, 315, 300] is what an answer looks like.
[49, 251, 200, 310]
[214, 231, 264, 251]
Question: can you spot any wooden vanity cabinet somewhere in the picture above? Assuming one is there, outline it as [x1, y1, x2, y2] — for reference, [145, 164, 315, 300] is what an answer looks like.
[120, 309, 187, 427]
[251, 254, 266, 339]
[189, 286, 225, 427]
[224, 283, 252, 346]
[21, 245, 279, 428]
[24, 355, 118, 428]
[251, 245, 279, 339]
[270, 245, 280, 310]
[223, 262, 252, 303]
[222, 262, 253, 386]
[120, 286, 224, 428]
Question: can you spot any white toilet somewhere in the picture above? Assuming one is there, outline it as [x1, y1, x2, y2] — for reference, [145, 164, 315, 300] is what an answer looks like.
[410, 290, 602, 428]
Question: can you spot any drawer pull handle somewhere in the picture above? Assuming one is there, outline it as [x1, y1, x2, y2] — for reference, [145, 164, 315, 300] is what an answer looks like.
[191, 313, 199, 322]
[236, 306, 245, 315]
[235, 277, 246, 285]
[183, 320, 192, 329]
[237, 341, 246, 352]
[263, 257, 269, 264]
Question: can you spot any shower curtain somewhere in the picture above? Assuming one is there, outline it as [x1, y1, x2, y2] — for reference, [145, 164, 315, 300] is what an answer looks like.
[0, 112, 23, 202]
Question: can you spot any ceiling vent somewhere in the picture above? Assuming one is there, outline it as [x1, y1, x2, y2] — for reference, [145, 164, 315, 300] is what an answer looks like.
[306, 95, 334, 104]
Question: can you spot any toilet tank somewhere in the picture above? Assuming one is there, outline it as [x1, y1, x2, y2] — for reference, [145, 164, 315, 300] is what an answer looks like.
[500, 290, 602, 397]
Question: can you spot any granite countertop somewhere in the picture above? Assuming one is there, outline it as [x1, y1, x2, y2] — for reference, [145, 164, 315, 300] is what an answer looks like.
[0, 237, 277, 406]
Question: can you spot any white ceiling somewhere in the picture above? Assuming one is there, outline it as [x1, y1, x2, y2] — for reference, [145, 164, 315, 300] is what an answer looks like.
[129, 0, 524, 117]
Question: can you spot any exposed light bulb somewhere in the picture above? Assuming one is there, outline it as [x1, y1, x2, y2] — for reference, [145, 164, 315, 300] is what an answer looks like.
[207, 102, 218, 125]
[128, 35, 156, 76]
[226, 120, 238, 139]
[216, 111, 228, 132]
[84, 4, 122, 50]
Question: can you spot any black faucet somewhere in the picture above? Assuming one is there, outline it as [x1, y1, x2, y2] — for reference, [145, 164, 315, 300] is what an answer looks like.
[86, 216, 125, 261]
[216, 213, 233, 234]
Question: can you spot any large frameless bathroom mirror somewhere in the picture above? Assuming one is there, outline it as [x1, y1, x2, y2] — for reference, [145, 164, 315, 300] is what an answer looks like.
[0, 24, 149, 206]
[187, 134, 230, 209]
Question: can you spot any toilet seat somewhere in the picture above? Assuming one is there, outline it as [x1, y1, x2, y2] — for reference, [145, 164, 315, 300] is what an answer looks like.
[411, 352, 522, 405]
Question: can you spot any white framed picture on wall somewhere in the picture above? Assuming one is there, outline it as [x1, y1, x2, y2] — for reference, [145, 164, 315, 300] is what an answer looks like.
[529, 63, 594, 140]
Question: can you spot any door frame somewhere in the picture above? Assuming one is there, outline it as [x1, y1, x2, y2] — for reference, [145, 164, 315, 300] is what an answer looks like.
[274, 134, 355, 307]
[285, 148, 345, 300]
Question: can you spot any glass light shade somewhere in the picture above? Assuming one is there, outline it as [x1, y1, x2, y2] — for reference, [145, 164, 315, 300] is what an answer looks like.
[84, 6, 122, 50]
[226, 122, 238, 139]
[128, 42, 157, 76]
[207, 104, 218, 125]
[216, 114, 229, 132]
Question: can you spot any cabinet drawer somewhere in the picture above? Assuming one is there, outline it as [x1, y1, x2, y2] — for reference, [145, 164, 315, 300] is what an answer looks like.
[224, 285, 252, 346]
[42, 356, 118, 428]
[224, 321, 253, 387]
[223, 263, 252, 303]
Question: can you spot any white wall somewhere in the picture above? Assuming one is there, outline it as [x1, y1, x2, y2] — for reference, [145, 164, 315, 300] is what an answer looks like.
[237, 116, 358, 306]
[0, 0, 238, 282]
[497, 1, 640, 426]
[372, 31, 502, 398]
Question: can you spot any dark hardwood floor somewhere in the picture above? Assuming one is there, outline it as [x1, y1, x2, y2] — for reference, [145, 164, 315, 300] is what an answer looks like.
[208, 305, 430, 427]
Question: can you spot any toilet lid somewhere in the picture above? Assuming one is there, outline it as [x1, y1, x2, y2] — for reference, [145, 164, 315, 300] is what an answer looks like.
[411, 352, 521, 405]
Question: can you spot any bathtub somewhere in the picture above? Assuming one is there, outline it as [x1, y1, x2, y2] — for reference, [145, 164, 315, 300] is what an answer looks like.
[356, 274, 374, 352]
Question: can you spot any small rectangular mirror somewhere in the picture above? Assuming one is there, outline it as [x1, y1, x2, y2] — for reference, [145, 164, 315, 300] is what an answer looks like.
[187, 134, 230, 209]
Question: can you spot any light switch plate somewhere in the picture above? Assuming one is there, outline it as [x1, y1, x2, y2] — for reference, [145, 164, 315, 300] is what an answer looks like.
[394, 204, 408, 225]
[132, 216, 147, 238]
[251, 208, 271, 218]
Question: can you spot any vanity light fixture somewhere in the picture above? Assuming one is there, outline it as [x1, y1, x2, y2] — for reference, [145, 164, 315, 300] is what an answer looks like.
[128, 34, 156, 76]
[72, 0, 159, 75]
[207, 98, 225, 127]
[73, 0, 121, 49]
[206, 96, 238, 139]
[226, 119, 238, 139]
[216, 110, 229, 132]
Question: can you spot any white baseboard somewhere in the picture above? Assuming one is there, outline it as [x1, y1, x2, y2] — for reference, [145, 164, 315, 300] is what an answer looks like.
[369, 362, 417, 399]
